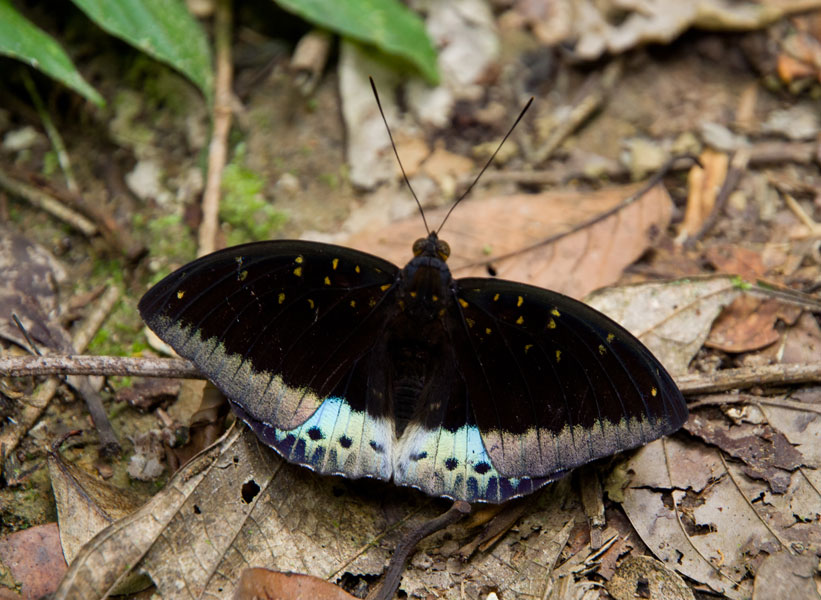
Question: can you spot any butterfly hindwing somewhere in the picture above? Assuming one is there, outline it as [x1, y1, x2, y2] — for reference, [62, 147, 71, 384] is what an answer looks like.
[450, 277, 687, 483]
[138, 240, 401, 480]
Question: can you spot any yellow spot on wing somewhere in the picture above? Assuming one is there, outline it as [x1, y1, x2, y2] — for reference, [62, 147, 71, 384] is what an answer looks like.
[516, 316, 524, 325]
[651, 387, 658, 397]
[547, 318, 556, 329]
[517, 296, 524, 307]
[555, 350, 561, 362]
[324, 276, 331, 286]
[459, 298, 469, 308]
[368, 298, 376, 307]
[350, 300, 356, 308]
[493, 293, 499, 301]
[295, 256, 304, 264]
[293, 267, 302, 277]
[598, 344, 606, 355]
[409, 291, 417, 298]
[466, 318, 475, 328]
[432, 295, 439, 302]
[551, 308, 561, 317]
[177, 290, 185, 299]
[485, 327, 492, 335]
[308, 298, 315, 309]
[355, 265, 361, 273]
[332, 258, 339, 270]
[524, 344, 533, 353]
[607, 333, 615, 343]
[380, 284, 391, 292]
[278, 293, 285, 304]
[238, 270, 248, 281]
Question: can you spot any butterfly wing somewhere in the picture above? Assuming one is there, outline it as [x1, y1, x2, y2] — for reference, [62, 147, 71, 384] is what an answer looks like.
[393, 277, 687, 503]
[138, 240, 403, 481]
[454, 278, 687, 483]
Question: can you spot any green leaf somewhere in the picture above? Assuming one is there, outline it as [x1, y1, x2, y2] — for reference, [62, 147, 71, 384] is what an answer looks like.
[275, 0, 438, 84]
[0, 0, 104, 106]
[71, 0, 213, 102]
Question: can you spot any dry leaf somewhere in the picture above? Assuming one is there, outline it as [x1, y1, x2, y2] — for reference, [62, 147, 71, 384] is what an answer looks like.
[234, 569, 357, 600]
[705, 296, 783, 353]
[703, 244, 767, 281]
[607, 555, 694, 600]
[615, 432, 821, 599]
[0, 523, 66, 600]
[55, 425, 586, 599]
[347, 182, 673, 299]
[680, 149, 729, 239]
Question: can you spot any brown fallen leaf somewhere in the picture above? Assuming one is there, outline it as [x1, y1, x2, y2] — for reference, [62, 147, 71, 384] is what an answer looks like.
[0, 523, 66, 600]
[680, 149, 729, 239]
[347, 182, 673, 299]
[703, 244, 767, 281]
[705, 296, 783, 353]
[234, 569, 357, 600]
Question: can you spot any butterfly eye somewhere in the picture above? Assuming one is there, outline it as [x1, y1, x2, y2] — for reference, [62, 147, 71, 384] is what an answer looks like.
[412, 238, 427, 256]
[436, 239, 451, 261]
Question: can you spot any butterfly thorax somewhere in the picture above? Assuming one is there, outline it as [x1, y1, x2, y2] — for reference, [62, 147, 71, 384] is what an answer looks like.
[385, 233, 455, 436]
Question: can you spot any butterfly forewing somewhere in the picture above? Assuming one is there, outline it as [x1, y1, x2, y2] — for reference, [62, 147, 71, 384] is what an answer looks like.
[451, 278, 686, 481]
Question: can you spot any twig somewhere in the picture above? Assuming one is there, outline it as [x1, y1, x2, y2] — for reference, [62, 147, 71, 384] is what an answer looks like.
[783, 192, 821, 236]
[21, 70, 77, 192]
[2, 358, 820, 397]
[0, 355, 199, 378]
[198, 0, 234, 256]
[675, 363, 821, 394]
[0, 170, 97, 236]
[531, 59, 623, 165]
[369, 501, 471, 600]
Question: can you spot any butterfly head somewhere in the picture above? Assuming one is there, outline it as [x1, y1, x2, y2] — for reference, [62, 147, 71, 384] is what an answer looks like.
[412, 232, 451, 263]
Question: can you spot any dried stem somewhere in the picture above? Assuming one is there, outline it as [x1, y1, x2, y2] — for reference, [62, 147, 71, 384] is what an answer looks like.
[198, 0, 234, 256]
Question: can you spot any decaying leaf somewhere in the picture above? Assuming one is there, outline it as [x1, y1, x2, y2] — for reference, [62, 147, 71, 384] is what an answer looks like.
[347, 182, 673, 299]
[613, 430, 821, 600]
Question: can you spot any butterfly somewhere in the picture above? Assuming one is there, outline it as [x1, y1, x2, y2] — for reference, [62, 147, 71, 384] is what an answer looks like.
[138, 89, 687, 504]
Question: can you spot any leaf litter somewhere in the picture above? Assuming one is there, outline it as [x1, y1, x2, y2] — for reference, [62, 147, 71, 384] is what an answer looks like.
[2, 0, 821, 598]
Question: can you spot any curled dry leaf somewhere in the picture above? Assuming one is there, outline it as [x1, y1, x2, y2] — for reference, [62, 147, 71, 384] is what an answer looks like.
[347, 182, 673, 300]
[55, 424, 586, 599]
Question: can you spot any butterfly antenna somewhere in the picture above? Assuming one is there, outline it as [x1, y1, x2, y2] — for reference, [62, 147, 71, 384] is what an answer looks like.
[369, 77, 430, 235]
[436, 97, 534, 234]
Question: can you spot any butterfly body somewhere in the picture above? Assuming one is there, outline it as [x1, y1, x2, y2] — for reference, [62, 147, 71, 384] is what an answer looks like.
[139, 232, 687, 503]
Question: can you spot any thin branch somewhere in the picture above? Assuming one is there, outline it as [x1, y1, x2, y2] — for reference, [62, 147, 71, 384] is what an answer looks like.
[2, 358, 820, 397]
[198, 0, 234, 256]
